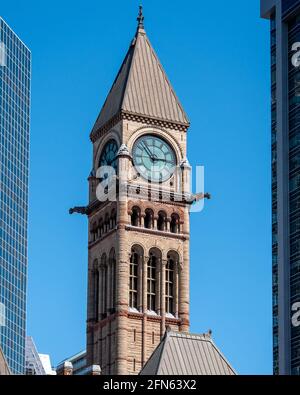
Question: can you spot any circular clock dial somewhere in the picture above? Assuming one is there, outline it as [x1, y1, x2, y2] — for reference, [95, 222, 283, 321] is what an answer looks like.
[132, 135, 176, 182]
[99, 140, 118, 178]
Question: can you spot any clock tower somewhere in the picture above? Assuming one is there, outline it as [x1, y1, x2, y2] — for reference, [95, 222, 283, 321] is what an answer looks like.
[72, 7, 192, 375]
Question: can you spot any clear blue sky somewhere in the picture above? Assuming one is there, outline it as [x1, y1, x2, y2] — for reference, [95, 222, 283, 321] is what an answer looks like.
[1, 0, 272, 374]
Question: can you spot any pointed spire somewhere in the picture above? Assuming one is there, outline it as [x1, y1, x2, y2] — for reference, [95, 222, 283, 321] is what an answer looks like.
[90, 7, 189, 140]
[137, 5, 144, 29]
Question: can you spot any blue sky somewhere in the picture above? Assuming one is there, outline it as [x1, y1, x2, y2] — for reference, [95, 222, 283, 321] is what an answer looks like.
[1, 0, 272, 374]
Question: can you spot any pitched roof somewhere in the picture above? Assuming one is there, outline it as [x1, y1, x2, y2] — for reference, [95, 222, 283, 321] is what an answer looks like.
[139, 331, 236, 376]
[91, 21, 189, 136]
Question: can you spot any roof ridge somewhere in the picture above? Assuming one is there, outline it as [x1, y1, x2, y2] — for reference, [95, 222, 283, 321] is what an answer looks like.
[142, 33, 189, 124]
[156, 330, 171, 375]
[92, 42, 134, 129]
[209, 339, 237, 375]
[168, 330, 212, 339]
[119, 30, 142, 112]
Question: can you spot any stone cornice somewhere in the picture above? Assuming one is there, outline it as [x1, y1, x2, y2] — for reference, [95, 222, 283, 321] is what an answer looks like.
[125, 225, 189, 241]
[87, 311, 182, 331]
[90, 110, 190, 143]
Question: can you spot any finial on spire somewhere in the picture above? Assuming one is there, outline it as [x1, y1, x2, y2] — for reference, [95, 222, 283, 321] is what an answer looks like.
[137, 5, 144, 29]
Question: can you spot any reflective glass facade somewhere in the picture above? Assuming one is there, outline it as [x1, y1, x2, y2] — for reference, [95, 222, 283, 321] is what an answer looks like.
[0, 17, 30, 374]
[262, 0, 300, 375]
[288, 12, 300, 375]
[270, 15, 279, 375]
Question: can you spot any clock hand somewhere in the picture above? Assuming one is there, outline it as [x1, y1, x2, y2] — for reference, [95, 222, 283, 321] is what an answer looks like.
[142, 143, 155, 161]
[152, 158, 174, 164]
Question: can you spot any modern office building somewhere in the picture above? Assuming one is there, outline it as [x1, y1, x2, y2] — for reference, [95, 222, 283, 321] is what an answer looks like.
[261, 0, 300, 375]
[25, 337, 56, 375]
[56, 351, 88, 375]
[0, 17, 31, 374]
[25, 337, 46, 375]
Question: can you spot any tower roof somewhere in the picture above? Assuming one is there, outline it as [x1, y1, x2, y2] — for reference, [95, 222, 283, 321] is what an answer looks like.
[139, 331, 236, 376]
[91, 7, 189, 140]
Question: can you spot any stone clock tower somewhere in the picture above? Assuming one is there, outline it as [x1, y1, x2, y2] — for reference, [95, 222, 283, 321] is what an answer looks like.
[71, 7, 193, 375]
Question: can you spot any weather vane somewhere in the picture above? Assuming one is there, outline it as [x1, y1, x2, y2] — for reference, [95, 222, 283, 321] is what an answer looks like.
[137, 4, 144, 29]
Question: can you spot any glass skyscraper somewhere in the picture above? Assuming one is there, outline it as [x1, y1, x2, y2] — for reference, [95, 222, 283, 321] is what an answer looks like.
[0, 17, 30, 374]
[261, 0, 300, 375]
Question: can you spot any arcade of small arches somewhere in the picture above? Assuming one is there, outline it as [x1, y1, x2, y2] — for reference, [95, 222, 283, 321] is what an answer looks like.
[129, 245, 180, 317]
[91, 246, 181, 321]
[90, 205, 184, 244]
[90, 208, 117, 242]
[92, 248, 117, 321]
[129, 206, 183, 234]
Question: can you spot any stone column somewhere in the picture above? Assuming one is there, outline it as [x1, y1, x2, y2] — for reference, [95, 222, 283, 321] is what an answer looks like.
[138, 255, 143, 312]
[179, 207, 190, 332]
[166, 219, 170, 232]
[156, 262, 161, 316]
[175, 261, 179, 318]
[128, 210, 132, 225]
[142, 256, 148, 366]
[115, 149, 130, 375]
[160, 259, 166, 337]
[107, 263, 111, 313]
[99, 267, 103, 318]
[86, 263, 95, 367]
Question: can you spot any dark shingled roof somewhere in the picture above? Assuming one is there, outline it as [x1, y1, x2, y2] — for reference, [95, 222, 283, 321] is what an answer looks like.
[139, 331, 236, 376]
[91, 22, 189, 135]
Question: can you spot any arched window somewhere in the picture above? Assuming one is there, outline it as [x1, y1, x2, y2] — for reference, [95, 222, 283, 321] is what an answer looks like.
[91, 222, 97, 242]
[99, 219, 104, 237]
[109, 248, 116, 312]
[129, 249, 139, 309]
[93, 260, 99, 321]
[101, 253, 108, 316]
[147, 248, 161, 312]
[165, 251, 179, 316]
[157, 211, 167, 231]
[166, 256, 175, 315]
[129, 245, 143, 311]
[111, 210, 117, 228]
[105, 214, 110, 232]
[170, 214, 180, 234]
[131, 207, 141, 227]
[144, 209, 154, 229]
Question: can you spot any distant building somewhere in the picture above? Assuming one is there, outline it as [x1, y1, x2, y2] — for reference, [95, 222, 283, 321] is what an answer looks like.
[56, 351, 87, 375]
[25, 337, 46, 375]
[0, 17, 31, 375]
[56, 350, 101, 376]
[140, 330, 236, 376]
[25, 337, 56, 375]
[39, 354, 56, 376]
[261, 0, 300, 375]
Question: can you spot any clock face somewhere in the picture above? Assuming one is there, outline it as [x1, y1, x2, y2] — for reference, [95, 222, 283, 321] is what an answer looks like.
[132, 135, 176, 182]
[99, 140, 118, 177]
